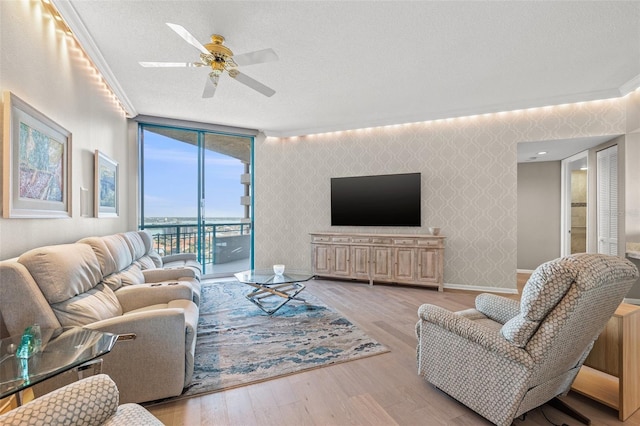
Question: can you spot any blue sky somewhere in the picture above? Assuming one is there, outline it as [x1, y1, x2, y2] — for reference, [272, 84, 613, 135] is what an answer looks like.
[143, 130, 246, 219]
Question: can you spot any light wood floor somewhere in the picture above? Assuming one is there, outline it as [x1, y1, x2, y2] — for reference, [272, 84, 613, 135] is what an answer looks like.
[147, 276, 640, 426]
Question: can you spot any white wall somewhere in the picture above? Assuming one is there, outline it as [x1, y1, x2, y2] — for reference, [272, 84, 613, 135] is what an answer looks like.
[624, 89, 640, 300]
[0, 0, 130, 259]
[625, 90, 640, 242]
[255, 99, 627, 291]
[517, 162, 561, 270]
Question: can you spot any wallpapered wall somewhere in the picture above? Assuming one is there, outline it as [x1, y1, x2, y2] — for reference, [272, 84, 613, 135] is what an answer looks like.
[255, 98, 626, 291]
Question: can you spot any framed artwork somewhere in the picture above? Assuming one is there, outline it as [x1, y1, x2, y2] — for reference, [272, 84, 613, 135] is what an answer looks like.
[2, 91, 72, 218]
[94, 150, 118, 218]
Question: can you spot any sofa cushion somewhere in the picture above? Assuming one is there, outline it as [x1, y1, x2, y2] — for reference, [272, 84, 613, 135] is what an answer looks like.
[117, 264, 145, 286]
[101, 264, 145, 291]
[137, 230, 163, 267]
[79, 234, 146, 288]
[163, 259, 202, 274]
[102, 273, 123, 292]
[50, 283, 122, 326]
[135, 256, 158, 270]
[121, 232, 146, 261]
[102, 234, 134, 272]
[18, 244, 103, 304]
[124, 231, 158, 269]
[78, 237, 119, 277]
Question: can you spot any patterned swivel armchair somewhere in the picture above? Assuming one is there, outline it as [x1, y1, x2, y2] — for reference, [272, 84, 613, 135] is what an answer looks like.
[416, 253, 639, 426]
[0, 374, 162, 425]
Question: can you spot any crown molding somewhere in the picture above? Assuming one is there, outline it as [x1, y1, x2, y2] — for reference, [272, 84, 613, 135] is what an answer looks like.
[132, 114, 259, 137]
[619, 73, 640, 96]
[264, 87, 622, 138]
[52, 0, 137, 117]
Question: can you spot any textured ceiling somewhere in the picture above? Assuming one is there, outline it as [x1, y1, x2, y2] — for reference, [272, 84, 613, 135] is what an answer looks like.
[58, 1, 640, 139]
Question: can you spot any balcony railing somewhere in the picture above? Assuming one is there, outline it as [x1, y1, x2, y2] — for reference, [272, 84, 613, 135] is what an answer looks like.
[141, 223, 251, 272]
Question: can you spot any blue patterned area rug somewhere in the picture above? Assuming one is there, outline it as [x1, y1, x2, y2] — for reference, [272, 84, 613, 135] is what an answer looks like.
[180, 281, 389, 398]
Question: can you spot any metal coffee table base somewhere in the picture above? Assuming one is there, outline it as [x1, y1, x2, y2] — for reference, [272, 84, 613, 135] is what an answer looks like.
[244, 282, 306, 314]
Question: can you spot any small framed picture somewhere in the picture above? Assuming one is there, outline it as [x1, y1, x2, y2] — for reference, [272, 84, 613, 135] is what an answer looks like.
[94, 150, 118, 218]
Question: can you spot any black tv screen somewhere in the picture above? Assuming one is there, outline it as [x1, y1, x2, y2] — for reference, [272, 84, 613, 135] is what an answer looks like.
[331, 173, 421, 226]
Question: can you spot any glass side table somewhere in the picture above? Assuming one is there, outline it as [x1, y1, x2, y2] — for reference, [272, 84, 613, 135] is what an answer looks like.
[234, 269, 316, 314]
[0, 327, 118, 403]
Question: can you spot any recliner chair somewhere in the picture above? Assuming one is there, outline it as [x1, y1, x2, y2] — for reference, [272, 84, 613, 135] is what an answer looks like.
[0, 374, 163, 425]
[416, 253, 639, 426]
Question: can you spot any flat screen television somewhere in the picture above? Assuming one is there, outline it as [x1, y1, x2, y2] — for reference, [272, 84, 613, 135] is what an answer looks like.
[331, 172, 421, 226]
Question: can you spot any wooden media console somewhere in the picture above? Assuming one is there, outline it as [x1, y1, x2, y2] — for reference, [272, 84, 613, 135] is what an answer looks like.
[310, 232, 445, 290]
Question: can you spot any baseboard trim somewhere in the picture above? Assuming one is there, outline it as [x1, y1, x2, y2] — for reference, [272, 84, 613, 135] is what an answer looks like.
[443, 283, 518, 294]
[623, 298, 640, 305]
[517, 269, 535, 274]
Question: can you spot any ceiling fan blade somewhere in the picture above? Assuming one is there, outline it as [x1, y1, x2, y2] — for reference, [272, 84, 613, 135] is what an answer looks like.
[233, 48, 279, 67]
[203, 74, 219, 98]
[139, 61, 201, 68]
[166, 23, 210, 55]
[229, 70, 275, 97]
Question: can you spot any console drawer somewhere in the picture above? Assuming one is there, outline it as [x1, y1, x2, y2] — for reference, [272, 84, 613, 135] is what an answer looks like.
[312, 236, 331, 243]
[331, 237, 351, 243]
[352, 237, 370, 244]
[371, 238, 392, 244]
[418, 239, 441, 247]
[393, 238, 417, 245]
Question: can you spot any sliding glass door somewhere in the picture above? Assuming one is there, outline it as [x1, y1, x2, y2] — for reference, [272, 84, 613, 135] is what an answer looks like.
[139, 124, 253, 277]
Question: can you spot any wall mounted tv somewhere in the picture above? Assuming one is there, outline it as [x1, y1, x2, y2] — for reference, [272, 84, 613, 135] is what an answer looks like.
[331, 172, 421, 226]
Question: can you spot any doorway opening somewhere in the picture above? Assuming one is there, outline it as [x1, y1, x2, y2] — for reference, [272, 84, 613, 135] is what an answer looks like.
[561, 152, 588, 256]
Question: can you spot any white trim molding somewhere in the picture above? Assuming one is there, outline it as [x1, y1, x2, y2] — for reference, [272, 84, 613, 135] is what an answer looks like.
[52, 0, 137, 117]
[619, 73, 640, 96]
[443, 283, 519, 295]
[132, 115, 259, 136]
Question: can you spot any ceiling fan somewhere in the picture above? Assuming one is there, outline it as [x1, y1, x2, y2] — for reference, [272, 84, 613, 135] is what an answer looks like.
[140, 23, 278, 98]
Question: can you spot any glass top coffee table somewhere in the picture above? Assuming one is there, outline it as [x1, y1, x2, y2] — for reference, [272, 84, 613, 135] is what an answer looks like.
[0, 327, 118, 401]
[234, 269, 315, 314]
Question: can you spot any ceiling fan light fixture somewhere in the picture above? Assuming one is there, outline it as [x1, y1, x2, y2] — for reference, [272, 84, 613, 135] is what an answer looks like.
[144, 23, 277, 98]
[199, 35, 237, 74]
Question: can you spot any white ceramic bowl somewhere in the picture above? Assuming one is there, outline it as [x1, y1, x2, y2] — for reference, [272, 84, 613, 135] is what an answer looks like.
[428, 227, 441, 236]
[273, 264, 285, 275]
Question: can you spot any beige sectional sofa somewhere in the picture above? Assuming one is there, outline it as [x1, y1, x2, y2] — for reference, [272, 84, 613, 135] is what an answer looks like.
[79, 230, 202, 305]
[0, 231, 202, 403]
